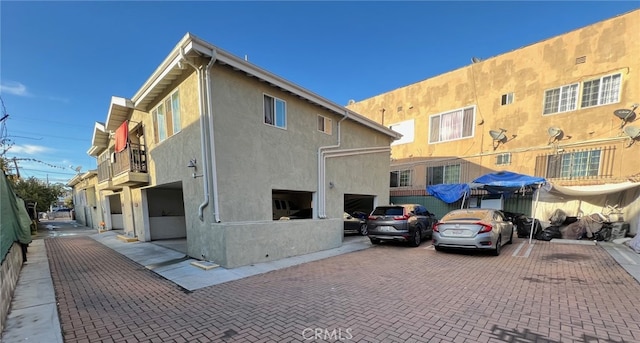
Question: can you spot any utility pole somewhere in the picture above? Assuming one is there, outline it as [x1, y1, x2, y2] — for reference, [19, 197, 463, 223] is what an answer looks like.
[12, 157, 20, 178]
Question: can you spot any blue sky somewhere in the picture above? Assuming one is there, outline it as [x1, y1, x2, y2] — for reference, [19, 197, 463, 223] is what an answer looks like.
[1, 1, 638, 184]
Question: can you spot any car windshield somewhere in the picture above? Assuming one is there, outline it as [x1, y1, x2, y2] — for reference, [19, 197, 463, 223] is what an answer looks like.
[441, 210, 491, 221]
[372, 207, 404, 216]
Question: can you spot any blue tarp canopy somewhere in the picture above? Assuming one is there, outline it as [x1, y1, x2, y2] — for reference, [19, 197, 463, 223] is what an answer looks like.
[427, 183, 470, 204]
[427, 171, 546, 203]
[472, 171, 546, 194]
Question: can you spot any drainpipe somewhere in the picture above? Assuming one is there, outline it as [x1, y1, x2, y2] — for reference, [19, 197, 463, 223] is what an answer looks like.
[204, 48, 221, 223]
[179, 48, 215, 221]
[319, 145, 392, 218]
[317, 114, 347, 218]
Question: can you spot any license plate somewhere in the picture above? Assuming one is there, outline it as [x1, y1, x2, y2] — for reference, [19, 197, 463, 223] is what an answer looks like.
[377, 226, 395, 232]
[448, 229, 466, 237]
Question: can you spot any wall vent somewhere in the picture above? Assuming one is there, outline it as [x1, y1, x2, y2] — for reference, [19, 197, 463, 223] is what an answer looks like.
[575, 56, 586, 64]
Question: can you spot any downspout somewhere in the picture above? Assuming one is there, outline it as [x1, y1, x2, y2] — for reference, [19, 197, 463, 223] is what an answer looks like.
[179, 48, 213, 221]
[317, 113, 347, 219]
[204, 49, 221, 223]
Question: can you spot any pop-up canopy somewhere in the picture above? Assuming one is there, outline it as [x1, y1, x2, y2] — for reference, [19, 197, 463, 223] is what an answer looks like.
[428, 171, 547, 243]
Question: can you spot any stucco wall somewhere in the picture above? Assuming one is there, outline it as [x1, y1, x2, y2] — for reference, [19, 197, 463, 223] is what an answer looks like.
[347, 9, 640, 184]
[0, 243, 23, 334]
[210, 65, 393, 223]
[212, 219, 343, 268]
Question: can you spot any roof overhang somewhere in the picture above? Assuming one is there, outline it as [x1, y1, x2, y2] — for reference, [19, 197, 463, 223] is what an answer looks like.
[87, 122, 109, 157]
[131, 32, 401, 140]
[105, 96, 135, 132]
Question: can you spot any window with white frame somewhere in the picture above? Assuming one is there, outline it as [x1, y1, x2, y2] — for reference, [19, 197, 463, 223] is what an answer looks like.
[501, 93, 514, 106]
[546, 149, 601, 178]
[389, 119, 414, 146]
[581, 73, 621, 108]
[317, 115, 332, 135]
[428, 106, 475, 143]
[543, 83, 579, 115]
[390, 170, 411, 187]
[264, 94, 286, 129]
[496, 153, 511, 166]
[152, 90, 181, 143]
[427, 164, 461, 185]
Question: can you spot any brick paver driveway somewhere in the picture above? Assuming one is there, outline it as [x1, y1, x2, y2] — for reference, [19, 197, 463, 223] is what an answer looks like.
[47, 237, 640, 343]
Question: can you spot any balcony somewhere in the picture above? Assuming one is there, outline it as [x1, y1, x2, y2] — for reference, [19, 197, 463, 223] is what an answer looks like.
[112, 143, 149, 187]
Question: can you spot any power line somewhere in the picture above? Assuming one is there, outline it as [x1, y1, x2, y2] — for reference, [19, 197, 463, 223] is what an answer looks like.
[18, 168, 77, 175]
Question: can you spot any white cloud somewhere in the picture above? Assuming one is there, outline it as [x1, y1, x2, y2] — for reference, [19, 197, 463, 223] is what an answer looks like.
[9, 144, 52, 155]
[0, 81, 31, 96]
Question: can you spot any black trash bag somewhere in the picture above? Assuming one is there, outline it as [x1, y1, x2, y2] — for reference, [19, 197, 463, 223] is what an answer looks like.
[515, 216, 541, 238]
[562, 216, 579, 225]
[537, 225, 562, 241]
[593, 223, 612, 242]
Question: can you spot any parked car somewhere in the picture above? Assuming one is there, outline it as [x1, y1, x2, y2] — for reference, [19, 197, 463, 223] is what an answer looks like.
[279, 208, 312, 220]
[366, 204, 437, 247]
[432, 208, 514, 256]
[344, 212, 368, 235]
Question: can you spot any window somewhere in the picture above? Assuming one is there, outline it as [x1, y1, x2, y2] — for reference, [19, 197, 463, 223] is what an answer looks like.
[264, 94, 286, 129]
[429, 106, 475, 143]
[581, 73, 621, 108]
[543, 83, 578, 115]
[389, 119, 414, 146]
[501, 93, 514, 106]
[496, 153, 511, 166]
[152, 90, 181, 143]
[546, 149, 601, 178]
[390, 170, 411, 187]
[317, 115, 332, 134]
[427, 165, 461, 185]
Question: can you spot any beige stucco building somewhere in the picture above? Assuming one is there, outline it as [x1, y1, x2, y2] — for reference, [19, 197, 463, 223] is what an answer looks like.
[74, 33, 400, 268]
[347, 9, 640, 232]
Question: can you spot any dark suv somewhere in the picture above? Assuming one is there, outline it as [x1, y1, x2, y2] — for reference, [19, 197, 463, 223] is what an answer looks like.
[367, 204, 437, 247]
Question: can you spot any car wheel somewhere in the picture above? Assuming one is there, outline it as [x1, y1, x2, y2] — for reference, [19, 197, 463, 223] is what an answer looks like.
[359, 223, 368, 236]
[370, 238, 380, 245]
[493, 236, 502, 256]
[409, 229, 422, 247]
[507, 227, 513, 245]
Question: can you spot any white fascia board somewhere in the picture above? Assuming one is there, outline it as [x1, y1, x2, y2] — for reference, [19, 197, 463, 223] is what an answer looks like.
[131, 33, 195, 106]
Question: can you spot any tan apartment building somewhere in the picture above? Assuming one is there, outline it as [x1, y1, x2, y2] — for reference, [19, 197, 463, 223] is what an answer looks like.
[78, 33, 399, 268]
[347, 9, 640, 231]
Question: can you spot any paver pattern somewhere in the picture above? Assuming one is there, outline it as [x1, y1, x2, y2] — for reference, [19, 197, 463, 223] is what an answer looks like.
[47, 237, 640, 343]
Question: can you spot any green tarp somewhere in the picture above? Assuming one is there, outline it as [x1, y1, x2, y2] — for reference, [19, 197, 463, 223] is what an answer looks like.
[1, 169, 33, 263]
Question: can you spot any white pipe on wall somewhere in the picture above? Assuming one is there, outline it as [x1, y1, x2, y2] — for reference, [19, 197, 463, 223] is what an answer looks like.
[319, 146, 391, 218]
[317, 115, 347, 218]
[179, 48, 216, 221]
[204, 48, 221, 223]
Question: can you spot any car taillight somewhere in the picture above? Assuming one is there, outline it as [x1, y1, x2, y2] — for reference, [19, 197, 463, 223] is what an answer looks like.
[477, 222, 493, 233]
[393, 214, 410, 220]
[433, 222, 441, 232]
[368, 215, 377, 220]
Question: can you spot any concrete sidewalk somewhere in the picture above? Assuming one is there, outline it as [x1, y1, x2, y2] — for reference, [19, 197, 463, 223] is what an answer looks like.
[1, 222, 371, 342]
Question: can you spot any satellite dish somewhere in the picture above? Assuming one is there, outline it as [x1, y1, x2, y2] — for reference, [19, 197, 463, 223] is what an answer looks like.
[489, 129, 507, 141]
[623, 126, 640, 139]
[547, 127, 563, 144]
[75, 166, 82, 173]
[623, 126, 640, 147]
[489, 128, 507, 150]
[614, 108, 637, 128]
[347, 99, 356, 105]
[471, 57, 481, 63]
